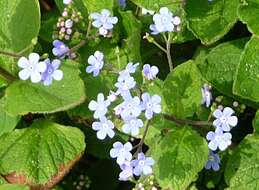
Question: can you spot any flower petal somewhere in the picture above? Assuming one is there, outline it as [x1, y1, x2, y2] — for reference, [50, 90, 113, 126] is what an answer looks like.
[52, 70, 63, 81]
[18, 57, 29, 68]
[18, 69, 31, 80]
[223, 107, 234, 117]
[28, 53, 40, 64]
[30, 72, 42, 83]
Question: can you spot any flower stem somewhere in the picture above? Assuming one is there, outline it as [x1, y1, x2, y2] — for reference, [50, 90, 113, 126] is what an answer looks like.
[152, 40, 167, 54]
[163, 114, 213, 126]
[164, 33, 173, 71]
[134, 120, 151, 157]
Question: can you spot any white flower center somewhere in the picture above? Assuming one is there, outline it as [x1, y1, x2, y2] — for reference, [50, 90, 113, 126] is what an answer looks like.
[147, 102, 152, 109]
[208, 155, 215, 162]
[220, 116, 227, 123]
[139, 160, 145, 166]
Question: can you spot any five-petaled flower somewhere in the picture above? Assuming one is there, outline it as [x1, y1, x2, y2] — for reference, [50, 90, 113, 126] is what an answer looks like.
[122, 117, 143, 136]
[142, 64, 159, 80]
[18, 53, 47, 83]
[132, 153, 155, 176]
[86, 51, 104, 77]
[213, 107, 238, 131]
[92, 116, 115, 140]
[205, 151, 221, 171]
[52, 40, 70, 58]
[88, 93, 111, 119]
[120, 96, 142, 119]
[119, 161, 133, 181]
[141, 93, 162, 120]
[41, 59, 63, 86]
[90, 9, 118, 36]
[110, 142, 133, 165]
[206, 128, 232, 151]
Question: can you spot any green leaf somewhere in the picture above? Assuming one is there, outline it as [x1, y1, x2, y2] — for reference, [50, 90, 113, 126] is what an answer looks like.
[0, 0, 40, 75]
[238, 0, 259, 36]
[163, 60, 203, 119]
[82, 0, 114, 13]
[0, 184, 29, 190]
[233, 37, 259, 102]
[3, 60, 86, 115]
[197, 38, 248, 96]
[186, 0, 239, 45]
[130, 0, 182, 11]
[150, 126, 209, 190]
[0, 99, 20, 136]
[252, 110, 259, 133]
[225, 134, 259, 189]
[0, 119, 85, 188]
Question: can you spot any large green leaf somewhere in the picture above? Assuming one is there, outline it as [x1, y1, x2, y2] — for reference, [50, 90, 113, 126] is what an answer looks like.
[186, 0, 239, 45]
[0, 119, 85, 189]
[0, 99, 20, 136]
[150, 126, 209, 190]
[0, 0, 40, 75]
[82, 0, 114, 13]
[163, 60, 203, 119]
[233, 37, 259, 102]
[3, 60, 86, 115]
[197, 38, 248, 96]
[225, 134, 259, 190]
[0, 184, 29, 190]
[238, 0, 259, 36]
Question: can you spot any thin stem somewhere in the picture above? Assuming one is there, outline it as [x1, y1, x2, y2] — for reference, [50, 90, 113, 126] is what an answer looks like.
[86, 20, 92, 38]
[152, 40, 167, 54]
[134, 121, 151, 157]
[0, 67, 16, 82]
[163, 114, 213, 126]
[0, 50, 21, 58]
[164, 33, 173, 71]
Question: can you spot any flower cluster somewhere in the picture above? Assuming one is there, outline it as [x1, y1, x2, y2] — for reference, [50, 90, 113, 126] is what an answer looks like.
[88, 61, 161, 181]
[18, 53, 63, 86]
[205, 107, 238, 171]
[150, 7, 181, 35]
[53, 4, 83, 41]
[90, 9, 118, 37]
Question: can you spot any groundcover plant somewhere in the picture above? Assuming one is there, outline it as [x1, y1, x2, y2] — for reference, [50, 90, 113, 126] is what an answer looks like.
[0, 0, 259, 189]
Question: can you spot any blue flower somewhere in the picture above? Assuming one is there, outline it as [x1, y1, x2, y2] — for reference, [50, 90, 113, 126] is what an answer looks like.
[88, 93, 111, 119]
[115, 74, 136, 97]
[119, 0, 126, 8]
[206, 128, 232, 151]
[122, 117, 143, 136]
[92, 117, 115, 140]
[119, 62, 139, 76]
[205, 151, 220, 171]
[120, 96, 142, 119]
[18, 53, 47, 83]
[90, 9, 118, 36]
[86, 51, 104, 77]
[152, 7, 174, 33]
[52, 40, 69, 58]
[213, 107, 238, 132]
[141, 93, 162, 120]
[110, 142, 133, 165]
[132, 153, 155, 176]
[201, 84, 212, 107]
[41, 59, 63, 86]
[119, 161, 133, 181]
[142, 64, 159, 80]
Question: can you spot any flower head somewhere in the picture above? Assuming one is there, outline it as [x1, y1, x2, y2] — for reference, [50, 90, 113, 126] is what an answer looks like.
[90, 9, 118, 36]
[110, 142, 133, 165]
[142, 64, 159, 80]
[120, 96, 142, 119]
[115, 75, 136, 97]
[86, 51, 104, 77]
[52, 40, 69, 58]
[92, 117, 115, 140]
[206, 128, 232, 151]
[18, 53, 46, 83]
[152, 7, 174, 33]
[88, 93, 111, 119]
[41, 59, 63, 86]
[119, 161, 133, 181]
[119, 0, 126, 8]
[205, 151, 220, 171]
[122, 117, 143, 136]
[201, 84, 212, 107]
[119, 62, 139, 76]
[132, 153, 155, 176]
[141, 93, 162, 119]
[213, 107, 238, 131]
